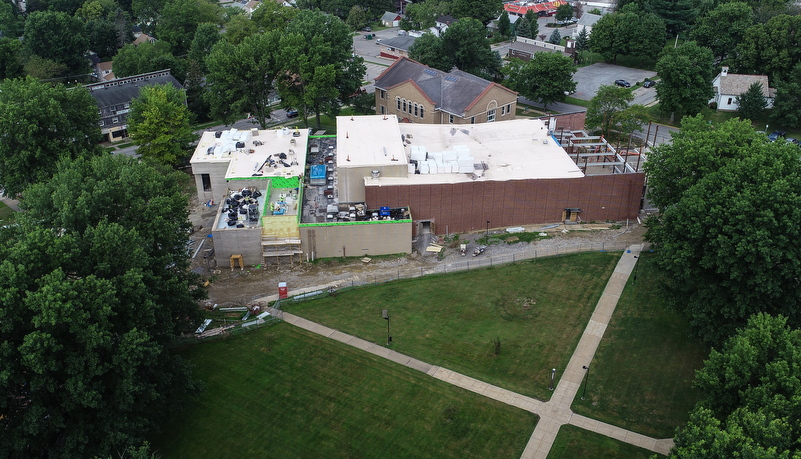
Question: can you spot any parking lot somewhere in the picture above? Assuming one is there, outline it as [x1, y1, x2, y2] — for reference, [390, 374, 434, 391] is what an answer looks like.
[572, 63, 657, 100]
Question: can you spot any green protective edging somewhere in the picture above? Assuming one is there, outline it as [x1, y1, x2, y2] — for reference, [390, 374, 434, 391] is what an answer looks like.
[299, 219, 412, 228]
[262, 180, 273, 216]
[296, 183, 304, 224]
[227, 176, 272, 181]
[269, 176, 300, 189]
[309, 135, 337, 138]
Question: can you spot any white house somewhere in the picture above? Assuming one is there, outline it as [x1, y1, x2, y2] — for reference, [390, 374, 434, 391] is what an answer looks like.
[711, 67, 775, 111]
[573, 13, 601, 39]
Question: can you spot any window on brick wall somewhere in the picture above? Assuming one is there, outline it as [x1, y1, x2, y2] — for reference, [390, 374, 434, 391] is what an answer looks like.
[449, 114, 454, 123]
[420, 106, 424, 118]
[397, 97, 401, 110]
[487, 109, 495, 122]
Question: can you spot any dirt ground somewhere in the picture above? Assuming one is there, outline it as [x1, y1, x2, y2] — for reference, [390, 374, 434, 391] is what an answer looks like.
[186, 190, 647, 307]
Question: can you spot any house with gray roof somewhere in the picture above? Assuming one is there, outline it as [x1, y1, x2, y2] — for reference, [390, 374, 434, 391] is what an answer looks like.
[373, 57, 518, 124]
[711, 66, 775, 111]
[381, 11, 402, 27]
[83, 69, 184, 142]
[573, 13, 601, 39]
[377, 35, 417, 59]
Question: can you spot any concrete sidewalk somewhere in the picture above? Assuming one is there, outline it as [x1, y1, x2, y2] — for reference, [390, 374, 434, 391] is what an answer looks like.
[267, 245, 674, 457]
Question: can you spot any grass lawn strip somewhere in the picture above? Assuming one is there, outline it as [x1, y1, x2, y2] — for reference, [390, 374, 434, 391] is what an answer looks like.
[0, 201, 15, 224]
[283, 252, 620, 400]
[571, 252, 708, 438]
[547, 424, 664, 459]
[152, 323, 537, 458]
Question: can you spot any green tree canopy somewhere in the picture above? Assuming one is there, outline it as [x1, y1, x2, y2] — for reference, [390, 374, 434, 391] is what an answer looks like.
[587, 11, 623, 62]
[691, 2, 753, 64]
[655, 41, 715, 119]
[651, 0, 696, 37]
[403, 0, 449, 30]
[346, 5, 366, 30]
[205, 31, 280, 128]
[515, 16, 532, 38]
[127, 84, 197, 165]
[223, 13, 257, 45]
[670, 313, 801, 458]
[156, 0, 221, 55]
[548, 28, 561, 44]
[737, 14, 801, 83]
[0, 0, 23, 37]
[23, 10, 89, 75]
[0, 154, 203, 458]
[0, 36, 23, 79]
[0, 78, 102, 197]
[736, 81, 767, 120]
[645, 117, 801, 343]
[450, 0, 501, 25]
[503, 53, 577, 109]
[555, 3, 573, 21]
[588, 5, 665, 64]
[250, 2, 297, 32]
[585, 84, 634, 136]
[112, 41, 185, 81]
[411, 17, 502, 80]
[188, 22, 220, 72]
[575, 27, 589, 55]
[770, 62, 801, 129]
[497, 10, 510, 36]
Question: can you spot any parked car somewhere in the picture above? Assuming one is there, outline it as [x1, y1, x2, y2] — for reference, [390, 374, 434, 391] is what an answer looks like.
[768, 130, 787, 142]
[614, 79, 631, 88]
[362, 26, 372, 32]
[642, 80, 656, 88]
[785, 137, 799, 145]
[286, 109, 299, 118]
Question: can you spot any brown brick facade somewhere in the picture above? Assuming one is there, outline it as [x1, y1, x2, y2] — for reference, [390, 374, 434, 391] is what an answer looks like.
[365, 173, 644, 235]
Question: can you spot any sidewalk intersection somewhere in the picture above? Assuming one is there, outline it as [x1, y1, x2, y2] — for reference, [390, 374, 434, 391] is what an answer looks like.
[267, 245, 674, 457]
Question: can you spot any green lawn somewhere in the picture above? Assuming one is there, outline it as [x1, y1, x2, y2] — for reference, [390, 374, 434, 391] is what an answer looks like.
[571, 252, 708, 438]
[283, 252, 621, 400]
[152, 323, 537, 458]
[548, 425, 664, 459]
[0, 201, 15, 224]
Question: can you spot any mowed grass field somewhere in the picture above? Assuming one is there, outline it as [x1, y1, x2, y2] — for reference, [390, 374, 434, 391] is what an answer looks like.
[283, 252, 620, 400]
[547, 425, 664, 459]
[152, 323, 538, 458]
[571, 252, 708, 438]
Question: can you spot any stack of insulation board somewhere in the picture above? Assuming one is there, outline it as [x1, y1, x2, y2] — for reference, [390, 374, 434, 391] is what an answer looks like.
[454, 145, 474, 173]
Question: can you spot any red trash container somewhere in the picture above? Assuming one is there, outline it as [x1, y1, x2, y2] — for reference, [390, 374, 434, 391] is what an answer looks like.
[278, 282, 288, 299]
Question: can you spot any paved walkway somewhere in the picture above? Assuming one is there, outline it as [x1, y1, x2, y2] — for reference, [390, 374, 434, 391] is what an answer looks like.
[267, 245, 675, 457]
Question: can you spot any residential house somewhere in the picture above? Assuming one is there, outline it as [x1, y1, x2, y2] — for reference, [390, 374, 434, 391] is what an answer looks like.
[373, 57, 518, 124]
[487, 13, 518, 35]
[84, 69, 183, 142]
[435, 15, 457, 34]
[96, 61, 115, 81]
[710, 66, 775, 111]
[132, 33, 155, 46]
[381, 11, 402, 27]
[377, 35, 417, 59]
[573, 13, 601, 39]
[243, 0, 261, 14]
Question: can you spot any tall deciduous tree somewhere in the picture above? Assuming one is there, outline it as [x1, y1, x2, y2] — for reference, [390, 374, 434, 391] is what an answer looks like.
[250, 1, 297, 32]
[645, 117, 801, 343]
[188, 22, 220, 73]
[223, 13, 257, 45]
[0, 154, 203, 458]
[205, 31, 279, 128]
[670, 313, 801, 458]
[503, 53, 577, 109]
[770, 62, 801, 129]
[113, 41, 185, 81]
[585, 84, 634, 136]
[436, 17, 502, 80]
[0, 78, 102, 197]
[555, 3, 573, 21]
[588, 12, 623, 62]
[277, 10, 366, 129]
[127, 83, 196, 165]
[403, 0, 449, 30]
[737, 14, 801, 83]
[497, 10, 510, 36]
[691, 2, 752, 65]
[23, 10, 89, 75]
[0, 36, 23, 79]
[450, 0, 501, 25]
[736, 81, 767, 120]
[655, 41, 715, 119]
[156, 0, 221, 56]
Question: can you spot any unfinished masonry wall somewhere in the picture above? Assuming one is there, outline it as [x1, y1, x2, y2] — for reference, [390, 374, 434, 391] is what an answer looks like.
[211, 226, 263, 267]
[300, 221, 412, 259]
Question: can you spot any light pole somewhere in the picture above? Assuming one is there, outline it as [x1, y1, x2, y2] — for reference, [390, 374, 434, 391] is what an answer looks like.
[382, 309, 391, 346]
[633, 255, 639, 284]
[486, 220, 490, 241]
[549, 368, 556, 391]
[581, 365, 590, 400]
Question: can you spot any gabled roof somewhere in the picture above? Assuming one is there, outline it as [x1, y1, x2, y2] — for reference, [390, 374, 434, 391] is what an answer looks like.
[97, 61, 113, 73]
[132, 33, 155, 46]
[576, 13, 601, 28]
[718, 73, 772, 98]
[374, 57, 517, 117]
[436, 15, 457, 25]
[381, 11, 401, 22]
[377, 35, 417, 51]
[86, 73, 183, 108]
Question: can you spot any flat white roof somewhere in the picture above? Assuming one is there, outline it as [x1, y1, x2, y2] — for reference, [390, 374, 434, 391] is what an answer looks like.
[191, 127, 309, 180]
[360, 117, 583, 187]
[336, 115, 408, 168]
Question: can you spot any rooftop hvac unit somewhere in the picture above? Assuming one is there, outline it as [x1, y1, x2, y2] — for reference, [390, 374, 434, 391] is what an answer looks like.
[251, 128, 259, 137]
[543, 139, 549, 144]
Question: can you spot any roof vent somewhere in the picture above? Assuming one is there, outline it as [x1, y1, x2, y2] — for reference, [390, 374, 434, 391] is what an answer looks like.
[371, 170, 380, 179]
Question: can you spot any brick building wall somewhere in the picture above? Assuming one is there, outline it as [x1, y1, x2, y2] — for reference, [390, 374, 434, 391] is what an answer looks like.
[365, 173, 644, 235]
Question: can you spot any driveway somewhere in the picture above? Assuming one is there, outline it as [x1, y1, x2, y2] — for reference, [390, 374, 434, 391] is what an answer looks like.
[572, 63, 657, 100]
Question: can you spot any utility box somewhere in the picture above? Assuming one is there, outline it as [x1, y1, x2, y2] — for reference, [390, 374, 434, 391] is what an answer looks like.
[310, 165, 326, 186]
[278, 282, 288, 299]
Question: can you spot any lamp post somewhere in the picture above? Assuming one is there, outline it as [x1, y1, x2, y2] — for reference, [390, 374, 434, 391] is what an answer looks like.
[549, 368, 556, 391]
[486, 220, 490, 241]
[581, 365, 590, 400]
[633, 255, 639, 284]
[382, 309, 391, 346]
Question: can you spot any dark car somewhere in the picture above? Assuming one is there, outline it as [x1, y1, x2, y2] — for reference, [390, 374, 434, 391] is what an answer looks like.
[286, 109, 299, 118]
[642, 80, 656, 88]
[768, 130, 787, 142]
[614, 79, 631, 88]
[362, 26, 372, 32]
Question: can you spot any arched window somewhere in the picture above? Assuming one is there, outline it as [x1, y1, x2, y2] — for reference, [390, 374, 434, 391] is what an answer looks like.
[420, 106, 424, 118]
[403, 99, 407, 113]
[414, 103, 418, 117]
[397, 97, 401, 110]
